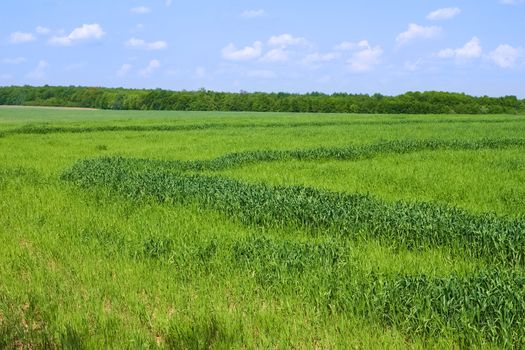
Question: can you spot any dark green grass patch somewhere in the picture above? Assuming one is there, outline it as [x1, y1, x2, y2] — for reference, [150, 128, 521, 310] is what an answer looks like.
[62, 156, 525, 266]
[82, 138, 525, 173]
[231, 235, 525, 348]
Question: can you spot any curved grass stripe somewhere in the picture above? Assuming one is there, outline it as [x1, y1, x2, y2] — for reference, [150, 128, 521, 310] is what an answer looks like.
[62, 157, 525, 265]
[5, 116, 525, 136]
[137, 233, 525, 346]
[124, 138, 525, 172]
[232, 236, 525, 347]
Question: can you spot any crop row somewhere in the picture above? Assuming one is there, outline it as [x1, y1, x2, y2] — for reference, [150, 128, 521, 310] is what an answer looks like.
[105, 138, 525, 173]
[232, 236, 525, 347]
[96, 227, 525, 347]
[62, 156, 525, 265]
[77, 224, 525, 347]
[5, 116, 525, 136]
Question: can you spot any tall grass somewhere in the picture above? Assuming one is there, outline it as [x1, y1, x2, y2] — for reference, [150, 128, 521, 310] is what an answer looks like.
[231, 235, 525, 348]
[153, 138, 525, 172]
[62, 156, 525, 266]
[5, 116, 525, 136]
[4, 108, 525, 348]
[54, 139, 525, 174]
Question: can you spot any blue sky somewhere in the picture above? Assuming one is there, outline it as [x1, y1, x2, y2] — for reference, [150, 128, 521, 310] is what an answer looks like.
[1, 0, 524, 96]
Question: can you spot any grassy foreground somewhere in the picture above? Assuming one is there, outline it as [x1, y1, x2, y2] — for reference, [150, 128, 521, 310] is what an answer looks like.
[1, 107, 525, 348]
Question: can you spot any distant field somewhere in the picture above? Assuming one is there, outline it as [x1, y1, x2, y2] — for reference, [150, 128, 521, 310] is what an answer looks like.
[1, 107, 525, 348]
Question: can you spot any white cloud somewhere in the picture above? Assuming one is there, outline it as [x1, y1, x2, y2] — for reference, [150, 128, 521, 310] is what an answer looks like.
[260, 49, 289, 63]
[302, 52, 339, 66]
[131, 6, 151, 14]
[26, 60, 48, 79]
[49, 36, 71, 46]
[335, 40, 370, 51]
[426, 8, 461, 21]
[346, 41, 383, 73]
[333, 40, 382, 72]
[268, 34, 309, 48]
[2, 57, 26, 64]
[35, 26, 51, 35]
[68, 24, 105, 40]
[125, 38, 167, 50]
[10, 32, 36, 44]
[165, 0, 173, 7]
[489, 44, 523, 68]
[245, 70, 276, 79]
[139, 59, 160, 77]
[49, 24, 105, 46]
[334, 41, 356, 51]
[222, 41, 262, 61]
[117, 64, 133, 77]
[396, 23, 441, 45]
[437, 37, 482, 60]
[241, 9, 265, 18]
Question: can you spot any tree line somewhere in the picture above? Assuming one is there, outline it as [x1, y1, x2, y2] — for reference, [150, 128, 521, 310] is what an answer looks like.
[0, 85, 524, 114]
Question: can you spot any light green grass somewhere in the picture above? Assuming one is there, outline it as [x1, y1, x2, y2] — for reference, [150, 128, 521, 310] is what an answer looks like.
[1, 107, 524, 348]
[216, 148, 525, 217]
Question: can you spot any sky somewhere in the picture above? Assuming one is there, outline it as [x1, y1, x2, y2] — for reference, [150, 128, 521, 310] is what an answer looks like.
[1, 0, 524, 97]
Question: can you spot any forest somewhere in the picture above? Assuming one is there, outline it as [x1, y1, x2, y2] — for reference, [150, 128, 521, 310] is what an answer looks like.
[1, 85, 524, 114]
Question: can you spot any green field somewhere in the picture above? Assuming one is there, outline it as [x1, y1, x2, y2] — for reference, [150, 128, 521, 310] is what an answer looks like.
[1, 107, 525, 349]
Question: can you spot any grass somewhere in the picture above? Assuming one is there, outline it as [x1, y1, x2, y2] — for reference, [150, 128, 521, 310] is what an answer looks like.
[62, 156, 525, 265]
[216, 148, 525, 217]
[1, 106, 524, 348]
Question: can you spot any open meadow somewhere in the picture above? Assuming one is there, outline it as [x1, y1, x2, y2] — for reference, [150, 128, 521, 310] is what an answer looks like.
[1, 107, 525, 348]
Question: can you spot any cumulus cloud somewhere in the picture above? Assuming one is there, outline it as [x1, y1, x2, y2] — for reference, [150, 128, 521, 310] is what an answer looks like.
[222, 41, 262, 61]
[139, 59, 160, 77]
[396, 23, 441, 45]
[489, 44, 523, 68]
[334, 40, 372, 51]
[10, 32, 36, 44]
[346, 40, 383, 73]
[131, 6, 151, 14]
[126, 38, 167, 50]
[26, 60, 48, 79]
[334, 41, 357, 51]
[426, 8, 461, 21]
[268, 34, 309, 48]
[2, 57, 27, 64]
[437, 37, 482, 60]
[260, 48, 289, 63]
[49, 24, 105, 46]
[117, 64, 133, 77]
[241, 9, 265, 18]
[35, 26, 51, 35]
